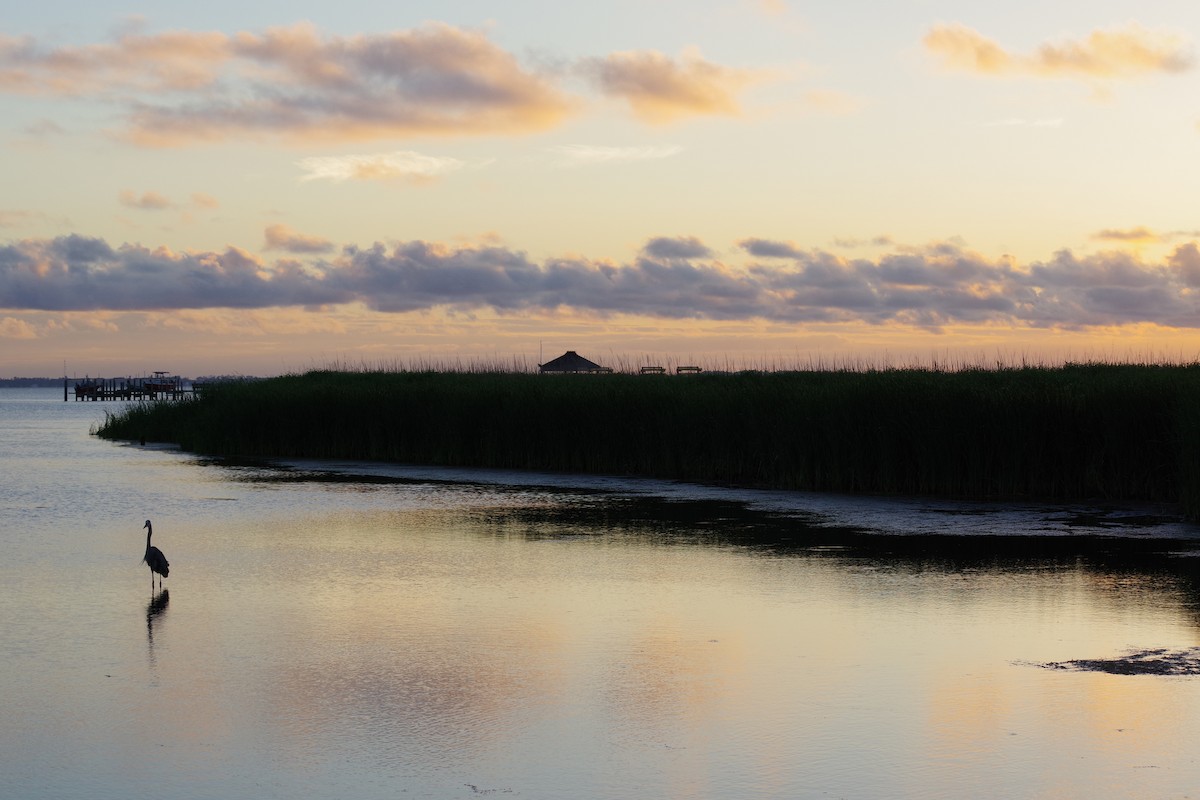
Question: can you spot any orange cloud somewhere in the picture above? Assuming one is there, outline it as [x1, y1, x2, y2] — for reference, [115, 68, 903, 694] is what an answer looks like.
[190, 192, 219, 209]
[923, 25, 1013, 74]
[1091, 227, 1200, 246]
[118, 190, 174, 210]
[1092, 226, 1159, 244]
[583, 48, 764, 123]
[924, 22, 1192, 80]
[263, 223, 334, 254]
[0, 316, 37, 339]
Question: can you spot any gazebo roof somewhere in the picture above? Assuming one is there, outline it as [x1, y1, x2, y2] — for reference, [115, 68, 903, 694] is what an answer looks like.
[539, 350, 606, 373]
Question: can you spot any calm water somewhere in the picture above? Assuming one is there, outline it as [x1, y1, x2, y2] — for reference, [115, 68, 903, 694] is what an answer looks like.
[4, 388, 1200, 799]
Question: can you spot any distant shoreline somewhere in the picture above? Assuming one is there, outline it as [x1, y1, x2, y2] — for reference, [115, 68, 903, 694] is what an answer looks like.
[0, 379, 61, 388]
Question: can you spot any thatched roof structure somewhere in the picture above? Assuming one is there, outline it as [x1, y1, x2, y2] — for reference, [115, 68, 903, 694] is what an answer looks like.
[538, 350, 610, 374]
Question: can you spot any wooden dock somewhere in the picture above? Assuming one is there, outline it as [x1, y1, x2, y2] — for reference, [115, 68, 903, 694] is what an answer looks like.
[65, 371, 191, 401]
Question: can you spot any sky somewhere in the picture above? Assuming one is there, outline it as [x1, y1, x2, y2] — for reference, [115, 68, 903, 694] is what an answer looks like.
[3, 0, 1200, 376]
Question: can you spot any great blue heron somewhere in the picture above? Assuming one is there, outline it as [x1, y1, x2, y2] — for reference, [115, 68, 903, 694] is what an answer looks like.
[143, 519, 170, 590]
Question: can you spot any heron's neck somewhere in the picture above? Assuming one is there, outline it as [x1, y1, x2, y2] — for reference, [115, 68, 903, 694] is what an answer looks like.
[145, 527, 152, 550]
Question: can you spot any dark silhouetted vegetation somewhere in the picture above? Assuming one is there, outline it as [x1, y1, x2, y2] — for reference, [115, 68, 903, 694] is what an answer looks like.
[0, 377, 60, 387]
[94, 364, 1200, 516]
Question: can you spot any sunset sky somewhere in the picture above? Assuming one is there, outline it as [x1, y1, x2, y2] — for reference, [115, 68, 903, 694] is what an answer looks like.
[3, 0, 1200, 376]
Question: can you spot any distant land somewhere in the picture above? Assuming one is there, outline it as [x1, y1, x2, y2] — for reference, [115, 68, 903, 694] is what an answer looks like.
[0, 377, 60, 387]
[0, 375, 256, 388]
[95, 364, 1200, 518]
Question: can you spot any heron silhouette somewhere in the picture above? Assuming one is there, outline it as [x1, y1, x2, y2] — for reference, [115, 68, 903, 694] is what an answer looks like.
[142, 519, 169, 591]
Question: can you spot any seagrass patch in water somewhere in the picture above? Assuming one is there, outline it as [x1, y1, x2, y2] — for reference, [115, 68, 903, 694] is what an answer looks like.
[1029, 648, 1200, 676]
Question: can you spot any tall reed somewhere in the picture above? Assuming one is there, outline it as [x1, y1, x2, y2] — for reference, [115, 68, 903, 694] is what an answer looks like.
[95, 363, 1200, 514]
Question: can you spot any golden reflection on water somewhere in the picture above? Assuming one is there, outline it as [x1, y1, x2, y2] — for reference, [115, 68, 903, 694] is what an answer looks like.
[907, 565, 1200, 798]
[266, 590, 573, 768]
[17, 502, 1200, 799]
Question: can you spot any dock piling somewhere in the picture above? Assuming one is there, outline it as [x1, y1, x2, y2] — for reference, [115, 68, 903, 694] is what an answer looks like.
[64, 373, 191, 401]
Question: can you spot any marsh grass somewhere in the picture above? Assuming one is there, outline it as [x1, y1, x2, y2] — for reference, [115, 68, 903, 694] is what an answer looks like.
[95, 363, 1200, 515]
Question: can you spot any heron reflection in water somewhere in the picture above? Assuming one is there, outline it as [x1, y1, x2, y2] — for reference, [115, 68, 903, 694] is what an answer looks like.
[146, 589, 169, 667]
[148, 589, 170, 620]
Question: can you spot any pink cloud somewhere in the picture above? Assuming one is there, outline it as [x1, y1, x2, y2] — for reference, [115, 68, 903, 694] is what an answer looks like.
[581, 48, 766, 123]
[0, 29, 228, 95]
[0, 23, 574, 145]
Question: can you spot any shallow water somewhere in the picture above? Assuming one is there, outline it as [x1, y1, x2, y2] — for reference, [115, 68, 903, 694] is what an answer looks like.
[4, 387, 1200, 799]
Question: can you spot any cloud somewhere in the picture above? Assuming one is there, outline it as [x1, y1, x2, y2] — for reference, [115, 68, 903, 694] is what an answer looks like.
[0, 210, 47, 228]
[642, 236, 713, 259]
[118, 190, 175, 210]
[21, 118, 65, 136]
[0, 23, 772, 143]
[924, 22, 1193, 81]
[0, 234, 342, 310]
[297, 150, 468, 183]
[0, 29, 229, 95]
[830, 235, 895, 249]
[324, 239, 762, 319]
[738, 238, 804, 259]
[9, 232, 1200, 330]
[1093, 226, 1159, 243]
[548, 144, 683, 166]
[0, 316, 36, 339]
[263, 223, 334, 254]
[138, 23, 576, 145]
[0, 23, 573, 145]
[581, 48, 764, 123]
[1170, 243, 1200, 287]
[191, 192, 219, 209]
[1091, 227, 1200, 246]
